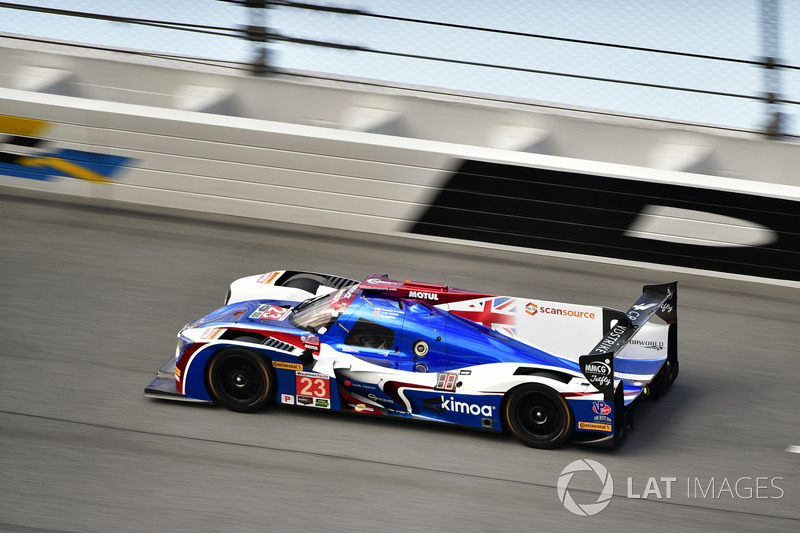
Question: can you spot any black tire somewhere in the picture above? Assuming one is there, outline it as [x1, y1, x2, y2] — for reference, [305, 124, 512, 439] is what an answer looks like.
[284, 277, 320, 294]
[503, 384, 574, 449]
[205, 347, 275, 413]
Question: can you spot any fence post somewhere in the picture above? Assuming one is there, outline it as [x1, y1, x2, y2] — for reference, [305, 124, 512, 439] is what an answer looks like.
[243, 0, 272, 76]
[760, 0, 783, 138]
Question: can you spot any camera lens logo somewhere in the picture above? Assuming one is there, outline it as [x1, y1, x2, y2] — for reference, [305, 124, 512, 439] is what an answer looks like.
[557, 459, 614, 516]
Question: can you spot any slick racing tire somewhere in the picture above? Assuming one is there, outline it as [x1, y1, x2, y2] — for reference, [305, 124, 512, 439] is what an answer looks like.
[205, 347, 275, 413]
[503, 384, 574, 449]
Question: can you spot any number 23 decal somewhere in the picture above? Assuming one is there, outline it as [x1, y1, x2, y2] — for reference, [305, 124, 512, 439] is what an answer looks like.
[299, 377, 327, 397]
[295, 371, 330, 399]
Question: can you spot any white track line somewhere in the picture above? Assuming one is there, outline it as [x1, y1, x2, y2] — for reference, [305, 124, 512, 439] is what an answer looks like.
[786, 445, 800, 454]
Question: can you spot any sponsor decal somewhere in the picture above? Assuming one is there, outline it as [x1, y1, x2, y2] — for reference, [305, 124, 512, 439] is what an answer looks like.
[459, 369, 472, 375]
[249, 304, 290, 321]
[584, 362, 612, 390]
[414, 362, 429, 373]
[578, 421, 613, 432]
[200, 328, 224, 340]
[632, 303, 657, 311]
[257, 272, 281, 284]
[331, 285, 358, 307]
[528, 303, 596, 319]
[580, 353, 615, 401]
[353, 403, 374, 413]
[273, 360, 303, 371]
[373, 307, 401, 319]
[592, 401, 612, 415]
[350, 382, 378, 391]
[296, 371, 331, 409]
[281, 394, 295, 405]
[360, 277, 402, 291]
[628, 339, 665, 351]
[593, 324, 629, 354]
[366, 393, 394, 405]
[441, 395, 494, 417]
[0, 115, 133, 183]
[408, 290, 439, 301]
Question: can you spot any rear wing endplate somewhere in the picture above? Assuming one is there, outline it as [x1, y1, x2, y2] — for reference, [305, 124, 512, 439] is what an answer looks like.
[579, 281, 677, 401]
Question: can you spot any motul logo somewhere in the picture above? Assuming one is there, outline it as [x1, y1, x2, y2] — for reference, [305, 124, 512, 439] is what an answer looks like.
[409, 290, 438, 300]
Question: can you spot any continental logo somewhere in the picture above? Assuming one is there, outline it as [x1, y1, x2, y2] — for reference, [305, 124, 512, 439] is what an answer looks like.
[578, 421, 612, 432]
[272, 360, 303, 371]
[0, 115, 133, 183]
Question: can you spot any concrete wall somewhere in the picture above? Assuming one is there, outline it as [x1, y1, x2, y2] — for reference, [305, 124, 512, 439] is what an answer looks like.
[1, 40, 799, 283]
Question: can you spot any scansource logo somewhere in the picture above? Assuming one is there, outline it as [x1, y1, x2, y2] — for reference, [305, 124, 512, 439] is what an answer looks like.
[525, 302, 596, 319]
[557, 459, 614, 516]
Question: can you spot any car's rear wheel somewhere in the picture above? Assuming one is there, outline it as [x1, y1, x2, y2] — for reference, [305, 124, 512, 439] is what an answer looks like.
[503, 384, 574, 448]
[205, 347, 274, 413]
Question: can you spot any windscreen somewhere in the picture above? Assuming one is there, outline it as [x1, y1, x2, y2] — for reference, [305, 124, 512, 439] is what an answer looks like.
[288, 285, 359, 334]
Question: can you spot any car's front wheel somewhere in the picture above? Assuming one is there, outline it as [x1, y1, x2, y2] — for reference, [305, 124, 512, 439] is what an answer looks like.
[503, 384, 574, 448]
[205, 347, 274, 413]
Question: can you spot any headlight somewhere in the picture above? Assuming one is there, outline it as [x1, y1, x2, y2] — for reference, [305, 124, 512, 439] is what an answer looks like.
[175, 335, 191, 362]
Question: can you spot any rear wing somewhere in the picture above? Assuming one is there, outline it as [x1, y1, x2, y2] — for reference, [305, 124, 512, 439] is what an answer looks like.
[579, 282, 678, 402]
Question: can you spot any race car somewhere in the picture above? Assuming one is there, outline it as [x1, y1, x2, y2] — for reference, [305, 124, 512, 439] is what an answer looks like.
[145, 270, 678, 448]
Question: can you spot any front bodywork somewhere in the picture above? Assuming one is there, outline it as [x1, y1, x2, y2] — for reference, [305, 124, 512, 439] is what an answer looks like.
[146, 270, 678, 447]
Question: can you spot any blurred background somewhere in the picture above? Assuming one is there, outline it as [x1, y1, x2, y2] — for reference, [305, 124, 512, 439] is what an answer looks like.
[3, 3, 800, 532]
[1, 0, 798, 140]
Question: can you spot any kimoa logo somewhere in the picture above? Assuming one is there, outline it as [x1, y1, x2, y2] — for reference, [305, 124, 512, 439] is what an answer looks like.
[441, 395, 494, 416]
[409, 290, 439, 300]
[558, 459, 614, 516]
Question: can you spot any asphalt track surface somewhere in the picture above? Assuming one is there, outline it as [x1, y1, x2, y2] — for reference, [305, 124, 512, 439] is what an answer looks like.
[1, 191, 798, 533]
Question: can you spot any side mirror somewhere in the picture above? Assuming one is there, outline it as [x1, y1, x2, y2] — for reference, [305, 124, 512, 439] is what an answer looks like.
[301, 333, 320, 355]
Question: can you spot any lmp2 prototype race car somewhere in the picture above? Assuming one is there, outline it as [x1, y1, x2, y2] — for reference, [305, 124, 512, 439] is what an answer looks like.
[145, 270, 678, 448]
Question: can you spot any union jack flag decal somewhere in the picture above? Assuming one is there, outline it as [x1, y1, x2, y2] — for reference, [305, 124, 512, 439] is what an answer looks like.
[451, 297, 518, 337]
